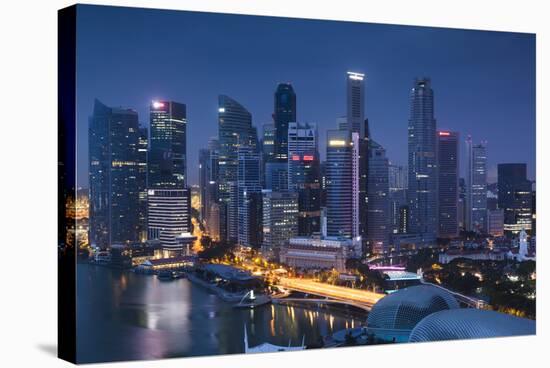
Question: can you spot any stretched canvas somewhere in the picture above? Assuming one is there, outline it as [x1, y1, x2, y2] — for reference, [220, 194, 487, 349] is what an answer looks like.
[58, 4, 536, 364]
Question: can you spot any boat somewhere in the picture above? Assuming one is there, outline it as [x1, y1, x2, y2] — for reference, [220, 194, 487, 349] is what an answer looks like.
[157, 270, 176, 281]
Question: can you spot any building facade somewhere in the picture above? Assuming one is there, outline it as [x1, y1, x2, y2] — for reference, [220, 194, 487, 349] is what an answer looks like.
[437, 131, 459, 238]
[366, 140, 390, 254]
[237, 146, 263, 248]
[147, 188, 192, 253]
[262, 190, 298, 253]
[407, 78, 437, 242]
[288, 122, 321, 236]
[148, 101, 187, 189]
[345, 71, 365, 135]
[273, 83, 296, 162]
[498, 163, 532, 236]
[466, 137, 487, 233]
[279, 236, 361, 272]
[217, 95, 256, 243]
[147, 100, 191, 252]
[325, 130, 354, 238]
[89, 99, 141, 248]
[487, 208, 505, 237]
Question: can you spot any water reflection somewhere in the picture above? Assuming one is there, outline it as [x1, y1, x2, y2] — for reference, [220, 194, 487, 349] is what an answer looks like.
[76, 264, 365, 364]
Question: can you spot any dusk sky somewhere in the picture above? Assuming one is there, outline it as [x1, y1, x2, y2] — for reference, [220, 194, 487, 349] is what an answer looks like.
[76, 4, 535, 187]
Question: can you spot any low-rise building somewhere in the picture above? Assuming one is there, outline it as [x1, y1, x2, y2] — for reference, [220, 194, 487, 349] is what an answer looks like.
[438, 248, 507, 264]
[279, 235, 360, 272]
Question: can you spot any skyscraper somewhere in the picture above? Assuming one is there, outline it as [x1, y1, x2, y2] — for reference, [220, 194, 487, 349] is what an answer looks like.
[148, 101, 187, 189]
[437, 131, 459, 238]
[262, 190, 298, 254]
[147, 188, 192, 253]
[199, 148, 210, 222]
[458, 178, 466, 231]
[326, 130, 353, 238]
[237, 146, 262, 248]
[89, 99, 141, 248]
[466, 137, 487, 233]
[137, 127, 148, 242]
[218, 95, 256, 243]
[288, 122, 321, 235]
[358, 119, 370, 245]
[273, 83, 296, 162]
[345, 71, 365, 135]
[366, 140, 390, 254]
[407, 78, 437, 242]
[389, 163, 407, 234]
[201, 137, 220, 240]
[498, 163, 532, 236]
[147, 100, 191, 253]
[262, 122, 276, 165]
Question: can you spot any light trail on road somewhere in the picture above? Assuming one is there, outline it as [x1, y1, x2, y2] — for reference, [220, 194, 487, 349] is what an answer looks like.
[277, 278, 385, 307]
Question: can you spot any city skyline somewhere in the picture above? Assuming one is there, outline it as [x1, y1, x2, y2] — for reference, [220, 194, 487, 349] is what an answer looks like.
[76, 5, 535, 187]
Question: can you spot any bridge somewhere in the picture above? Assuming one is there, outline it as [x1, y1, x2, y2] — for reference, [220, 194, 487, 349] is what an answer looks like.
[276, 277, 384, 311]
[420, 280, 488, 309]
[272, 297, 372, 312]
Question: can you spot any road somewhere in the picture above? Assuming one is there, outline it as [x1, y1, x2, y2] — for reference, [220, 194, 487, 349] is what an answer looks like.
[277, 277, 385, 308]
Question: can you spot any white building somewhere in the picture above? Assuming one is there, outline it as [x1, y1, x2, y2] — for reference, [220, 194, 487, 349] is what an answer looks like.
[279, 235, 361, 272]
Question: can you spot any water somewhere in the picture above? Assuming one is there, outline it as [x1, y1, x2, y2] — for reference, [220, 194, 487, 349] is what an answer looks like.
[76, 264, 366, 364]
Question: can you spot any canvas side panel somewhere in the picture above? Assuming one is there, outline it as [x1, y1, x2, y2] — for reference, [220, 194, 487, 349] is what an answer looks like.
[58, 5, 77, 364]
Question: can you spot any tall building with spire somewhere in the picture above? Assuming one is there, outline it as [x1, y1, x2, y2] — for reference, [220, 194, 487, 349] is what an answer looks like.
[407, 78, 437, 242]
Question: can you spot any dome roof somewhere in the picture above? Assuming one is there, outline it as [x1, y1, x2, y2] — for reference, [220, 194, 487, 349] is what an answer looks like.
[409, 309, 536, 342]
[367, 285, 460, 331]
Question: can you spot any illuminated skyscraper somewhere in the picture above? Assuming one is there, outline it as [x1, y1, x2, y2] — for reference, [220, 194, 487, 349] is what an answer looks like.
[288, 122, 320, 235]
[147, 100, 191, 252]
[199, 148, 210, 222]
[273, 83, 296, 162]
[148, 101, 187, 188]
[466, 137, 487, 233]
[262, 190, 298, 253]
[345, 71, 365, 135]
[437, 131, 459, 238]
[147, 188, 192, 252]
[389, 163, 407, 234]
[237, 146, 262, 248]
[326, 130, 353, 238]
[89, 99, 140, 248]
[262, 122, 276, 165]
[366, 140, 390, 254]
[498, 163, 532, 236]
[407, 78, 437, 243]
[137, 127, 148, 242]
[218, 95, 256, 242]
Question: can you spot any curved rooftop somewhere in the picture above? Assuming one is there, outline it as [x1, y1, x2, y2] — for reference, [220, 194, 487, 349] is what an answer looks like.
[409, 309, 536, 342]
[367, 285, 460, 331]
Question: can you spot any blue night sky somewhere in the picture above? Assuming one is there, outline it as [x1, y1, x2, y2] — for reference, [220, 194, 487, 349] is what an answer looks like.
[76, 4, 535, 187]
